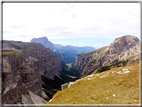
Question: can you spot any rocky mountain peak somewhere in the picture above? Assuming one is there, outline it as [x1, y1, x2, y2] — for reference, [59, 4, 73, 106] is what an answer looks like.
[31, 37, 48, 42]
[113, 35, 139, 47]
[105, 35, 139, 55]
[114, 35, 139, 42]
[31, 37, 56, 51]
[75, 35, 140, 77]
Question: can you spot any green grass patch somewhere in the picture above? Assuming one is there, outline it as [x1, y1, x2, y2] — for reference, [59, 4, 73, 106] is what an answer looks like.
[62, 85, 68, 90]
[1, 51, 23, 55]
[22, 48, 34, 53]
[61, 82, 70, 90]
[66, 64, 72, 70]
[93, 55, 139, 74]
[0, 48, 34, 55]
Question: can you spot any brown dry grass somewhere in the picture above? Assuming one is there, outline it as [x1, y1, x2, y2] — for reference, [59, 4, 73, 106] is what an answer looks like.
[43, 64, 140, 105]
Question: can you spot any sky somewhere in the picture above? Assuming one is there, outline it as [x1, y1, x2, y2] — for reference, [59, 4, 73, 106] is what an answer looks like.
[3, 3, 140, 49]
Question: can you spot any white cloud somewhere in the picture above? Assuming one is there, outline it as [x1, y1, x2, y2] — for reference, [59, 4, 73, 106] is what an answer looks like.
[3, 3, 140, 46]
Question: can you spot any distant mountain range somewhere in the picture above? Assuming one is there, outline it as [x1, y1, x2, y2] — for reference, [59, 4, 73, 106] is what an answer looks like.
[31, 37, 57, 52]
[31, 37, 95, 63]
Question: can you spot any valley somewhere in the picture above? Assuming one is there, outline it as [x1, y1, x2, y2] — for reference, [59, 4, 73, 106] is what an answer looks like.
[31, 37, 95, 64]
[1, 35, 140, 105]
[2, 2, 140, 106]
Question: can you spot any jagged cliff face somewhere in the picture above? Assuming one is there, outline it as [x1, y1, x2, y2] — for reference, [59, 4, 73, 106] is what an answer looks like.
[2, 55, 45, 104]
[75, 35, 140, 77]
[1, 40, 63, 104]
[2, 40, 62, 79]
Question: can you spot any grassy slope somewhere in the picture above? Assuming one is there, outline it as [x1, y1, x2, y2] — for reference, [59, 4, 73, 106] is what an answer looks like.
[93, 56, 139, 74]
[45, 64, 139, 104]
[1, 51, 24, 55]
[1, 48, 34, 55]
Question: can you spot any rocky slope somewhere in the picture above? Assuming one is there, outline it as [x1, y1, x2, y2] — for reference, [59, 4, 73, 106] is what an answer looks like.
[75, 35, 140, 77]
[1, 40, 63, 104]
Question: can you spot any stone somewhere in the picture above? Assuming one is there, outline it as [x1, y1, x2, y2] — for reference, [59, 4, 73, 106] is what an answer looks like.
[68, 82, 75, 88]
[75, 35, 139, 77]
[2, 40, 63, 104]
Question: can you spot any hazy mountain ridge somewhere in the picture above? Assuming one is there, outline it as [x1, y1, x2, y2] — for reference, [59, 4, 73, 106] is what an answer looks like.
[54, 44, 95, 54]
[31, 37, 57, 52]
[31, 37, 95, 63]
[75, 35, 140, 77]
[53, 45, 95, 64]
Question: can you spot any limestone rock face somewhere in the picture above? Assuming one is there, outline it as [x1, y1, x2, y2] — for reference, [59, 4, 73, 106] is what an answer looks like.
[2, 68, 43, 104]
[1, 40, 63, 104]
[105, 35, 139, 60]
[2, 40, 62, 79]
[31, 37, 57, 52]
[75, 35, 140, 76]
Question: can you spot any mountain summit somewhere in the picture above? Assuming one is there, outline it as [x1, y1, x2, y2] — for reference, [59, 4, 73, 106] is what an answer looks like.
[107, 35, 139, 55]
[75, 35, 140, 77]
[31, 37, 57, 51]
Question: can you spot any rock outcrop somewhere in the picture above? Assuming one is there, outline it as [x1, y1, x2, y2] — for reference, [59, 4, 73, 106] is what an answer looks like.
[75, 35, 140, 77]
[2, 40, 62, 80]
[1, 40, 63, 104]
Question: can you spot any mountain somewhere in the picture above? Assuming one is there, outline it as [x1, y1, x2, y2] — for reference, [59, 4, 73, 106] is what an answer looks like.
[43, 35, 140, 105]
[1, 35, 140, 105]
[31, 37, 57, 52]
[75, 35, 140, 77]
[53, 45, 95, 64]
[31, 37, 95, 63]
[1, 40, 61, 104]
[54, 44, 95, 54]
[1, 40, 77, 104]
[2, 40, 62, 80]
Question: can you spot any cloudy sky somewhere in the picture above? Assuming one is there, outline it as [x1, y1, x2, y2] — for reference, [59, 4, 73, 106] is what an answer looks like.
[3, 3, 140, 49]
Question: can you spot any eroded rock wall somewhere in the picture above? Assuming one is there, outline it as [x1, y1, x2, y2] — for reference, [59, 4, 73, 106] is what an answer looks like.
[2, 40, 63, 104]
[75, 35, 140, 76]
